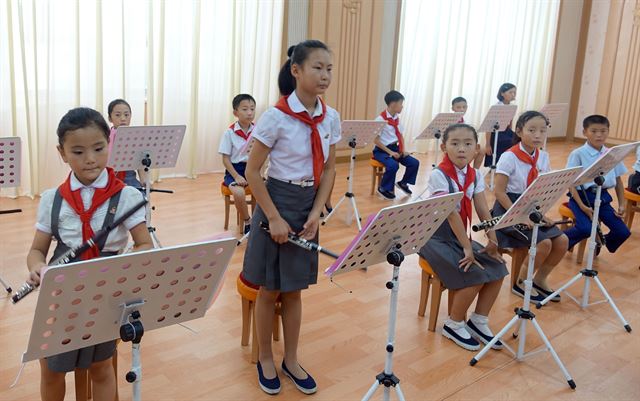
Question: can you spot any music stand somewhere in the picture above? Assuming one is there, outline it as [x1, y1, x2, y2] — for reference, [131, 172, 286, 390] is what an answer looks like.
[536, 142, 640, 334]
[539, 103, 568, 149]
[326, 193, 463, 401]
[469, 167, 582, 389]
[0, 136, 22, 215]
[20, 237, 236, 401]
[414, 112, 464, 167]
[108, 125, 186, 247]
[478, 105, 517, 190]
[322, 120, 385, 230]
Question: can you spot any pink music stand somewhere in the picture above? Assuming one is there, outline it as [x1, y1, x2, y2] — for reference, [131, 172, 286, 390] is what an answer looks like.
[478, 104, 518, 190]
[20, 237, 237, 401]
[0, 136, 22, 215]
[322, 120, 385, 231]
[108, 125, 186, 247]
[470, 167, 582, 389]
[537, 141, 640, 333]
[326, 193, 463, 401]
[539, 103, 568, 148]
[414, 112, 464, 167]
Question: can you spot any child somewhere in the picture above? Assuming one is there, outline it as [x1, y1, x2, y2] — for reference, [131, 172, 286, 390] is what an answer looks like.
[484, 83, 517, 169]
[25, 107, 153, 401]
[493, 111, 568, 303]
[628, 144, 640, 194]
[219, 93, 256, 234]
[373, 90, 420, 200]
[419, 123, 508, 351]
[564, 115, 630, 254]
[107, 99, 143, 187]
[453, 96, 485, 169]
[242, 40, 340, 395]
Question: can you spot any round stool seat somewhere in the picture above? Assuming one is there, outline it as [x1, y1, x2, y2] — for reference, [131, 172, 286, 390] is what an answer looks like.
[370, 158, 384, 169]
[236, 273, 260, 302]
[221, 183, 252, 196]
[418, 257, 435, 275]
[624, 188, 640, 202]
[558, 202, 574, 219]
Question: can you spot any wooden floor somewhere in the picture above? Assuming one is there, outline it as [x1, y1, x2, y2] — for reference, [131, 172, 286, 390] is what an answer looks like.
[1, 141, 639, 401]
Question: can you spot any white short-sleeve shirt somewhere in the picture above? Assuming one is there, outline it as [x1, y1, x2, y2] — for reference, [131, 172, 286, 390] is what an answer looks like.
[36, 169, 146, 253]
[251, 91, 342, 181]
[496, 144, 550, 194]
[218, 122, 254, 164]
[375, 111, 405, 146]
[429, 166, 485, 212]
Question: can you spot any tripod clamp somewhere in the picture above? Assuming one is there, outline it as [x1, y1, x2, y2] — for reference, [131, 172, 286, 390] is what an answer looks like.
[119, 300, 145, 385]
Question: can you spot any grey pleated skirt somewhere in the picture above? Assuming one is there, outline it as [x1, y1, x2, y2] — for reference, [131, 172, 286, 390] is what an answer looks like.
[242, 178, 318, 292]
[418, 221, 508, 290]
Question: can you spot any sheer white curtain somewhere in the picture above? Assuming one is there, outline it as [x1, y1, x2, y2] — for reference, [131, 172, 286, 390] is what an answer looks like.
[0, 0, 283, 196]
[396, 0, 560, 153]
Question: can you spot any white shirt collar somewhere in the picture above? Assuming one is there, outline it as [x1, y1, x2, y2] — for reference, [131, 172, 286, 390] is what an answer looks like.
[584, 142, 606, 156]
[288, 91, 323, 117]
[455, 164, 468, 175]
[518, 142, 537, 156]
[385, 110, 399, 120]
[70, 168, 108, 191]
[233, 121, 254, 134]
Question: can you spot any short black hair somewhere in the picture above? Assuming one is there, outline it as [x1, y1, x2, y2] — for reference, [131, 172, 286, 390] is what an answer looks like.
[57, 107, 110, 146]
[107, 99, 131, 116]
[497, 83, 516, 101]
[442, 123, 477, 144]
[583, 114, 610, 129]
[451, 97, 467, 106]
[384, 90, 404, 105]
[232, 94, 256, 110]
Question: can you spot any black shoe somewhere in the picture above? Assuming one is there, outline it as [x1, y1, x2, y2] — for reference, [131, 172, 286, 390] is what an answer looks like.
[281, 361, 317, 395]
[465, 320, 503, 350]
[442, 325, 480, 351]
[395, 181, 412, 195]
[257, 361, 281, 395]
[377, 187, 395, 200]
[511, 283, 545, 303]
[532, 282, 560, 302]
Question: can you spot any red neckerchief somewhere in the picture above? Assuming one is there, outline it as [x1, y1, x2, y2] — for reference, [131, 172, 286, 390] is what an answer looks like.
[229, 122, 254, 141]
[57, 167, 125, 260]
[508, 144, 539, 186]
[438, 154, 476, 231]
[275, 96, 326, 188]
[379, 111, 404, 153]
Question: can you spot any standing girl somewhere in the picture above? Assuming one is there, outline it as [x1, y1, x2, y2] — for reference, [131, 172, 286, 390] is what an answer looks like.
[484, 83, 517, 169]
[419, 123, 508, 351]
[26, 107, 153, 401]
[107, 99, 144, 187]
[492, 111, 568, 303]
[242, 40, 340, 395]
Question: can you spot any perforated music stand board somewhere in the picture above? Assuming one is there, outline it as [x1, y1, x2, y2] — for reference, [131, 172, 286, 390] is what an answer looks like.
[107, 125, 186, 171]
[491, 167, 582, 231]
[325, 193, 463, 276]
[0, 136, 21, 188]
[573, 142, 640, 187]
[337, 120, 386, 150]
[414, 113, 464, 140]
[21, 237, 236, 363]
[539, 103, 568, 124]
[478, 104, 517, 132]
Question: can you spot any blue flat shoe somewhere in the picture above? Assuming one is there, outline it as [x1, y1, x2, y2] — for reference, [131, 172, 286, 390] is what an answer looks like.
[281, 361, 317, 395]
[257, 361, 280, 395]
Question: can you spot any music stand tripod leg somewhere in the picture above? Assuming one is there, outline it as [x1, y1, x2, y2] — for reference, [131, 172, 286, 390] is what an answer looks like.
[322, 141, 361, 230]
[489, 126, 499, 190]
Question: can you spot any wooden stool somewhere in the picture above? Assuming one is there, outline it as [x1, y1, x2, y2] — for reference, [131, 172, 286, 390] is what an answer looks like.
[498, 247, 528, 288]
[221, 183, 256, 232]
[623, 188, 640, 228]
[74, 344, 119, 401]
[417, 257, 454, 332]
[237, 273, 281, 363]
[558, 202, 587, 264]
[370, 159, 385, 195]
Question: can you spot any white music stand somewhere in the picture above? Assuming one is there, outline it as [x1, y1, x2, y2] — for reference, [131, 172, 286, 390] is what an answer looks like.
[21, 237, 236, 401]
[536, 142, 640, 334]
[108, 125, 186, 247]
[470, 167, 582, 389]
[322, 120, 385, 231]
[478, 105, 517, 190]
[414, 112, 464, 167]
[539, 103, 568, 149]
[326, 193, 463, 401]
[0, 136, 22, 215]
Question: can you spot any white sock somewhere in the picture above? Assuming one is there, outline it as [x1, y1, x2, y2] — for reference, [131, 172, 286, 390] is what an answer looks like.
[469, 312, 493, 337]
[444, 317, 472, 339]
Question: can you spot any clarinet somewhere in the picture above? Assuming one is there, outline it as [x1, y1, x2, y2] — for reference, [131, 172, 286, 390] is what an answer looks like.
[12, 198, 148, 304]
[472, 216, 572, 232]
[259, 222, 339, 259]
